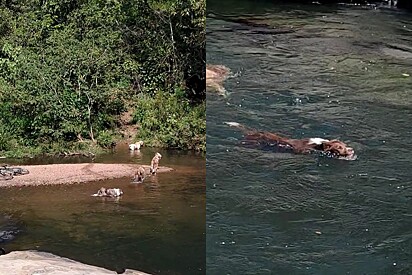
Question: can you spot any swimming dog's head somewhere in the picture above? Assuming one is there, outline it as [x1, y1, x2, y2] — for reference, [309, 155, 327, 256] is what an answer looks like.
[92, 187, 107, 197]
[323, 140, 356, 160]
[206, 65, 230, 82]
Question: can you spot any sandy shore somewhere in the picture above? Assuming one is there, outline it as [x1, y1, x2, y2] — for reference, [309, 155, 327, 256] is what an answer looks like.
[0, 163, 173, 188]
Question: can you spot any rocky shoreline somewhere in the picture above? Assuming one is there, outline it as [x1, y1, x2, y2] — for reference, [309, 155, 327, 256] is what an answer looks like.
[0, 250, 151, 274]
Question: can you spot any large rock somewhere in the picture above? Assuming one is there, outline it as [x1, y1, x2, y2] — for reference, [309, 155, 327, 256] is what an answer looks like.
[0, 250, 150, 275]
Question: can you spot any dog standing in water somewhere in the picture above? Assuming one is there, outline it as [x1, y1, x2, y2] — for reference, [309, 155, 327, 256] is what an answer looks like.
[129, 141, 144, 151]
[150, 153, 162, 174]
[225, 122, 356, 160]
[133, 166, 146, 183]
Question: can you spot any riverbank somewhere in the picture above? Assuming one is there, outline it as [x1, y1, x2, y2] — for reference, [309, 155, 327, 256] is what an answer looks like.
[0, 250, 150, 274]
[0, 163, 173, 188]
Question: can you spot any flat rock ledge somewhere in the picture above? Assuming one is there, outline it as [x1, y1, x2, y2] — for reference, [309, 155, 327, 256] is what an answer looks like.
[0, 163, 173, 188]
[0, 250, 150, 274]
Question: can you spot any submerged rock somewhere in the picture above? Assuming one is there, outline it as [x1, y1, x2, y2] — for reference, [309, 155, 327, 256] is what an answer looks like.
[0, 230, 17, 243]
[0, 215, 20, 244]
[0, 250, 150, 275]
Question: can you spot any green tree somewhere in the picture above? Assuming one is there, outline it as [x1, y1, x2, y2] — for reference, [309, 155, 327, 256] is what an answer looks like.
[0, 0, 206, 157]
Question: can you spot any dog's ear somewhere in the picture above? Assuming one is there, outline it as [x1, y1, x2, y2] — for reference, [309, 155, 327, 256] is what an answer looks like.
[324, 140, 346, 155]
[321, 141, 333, 151]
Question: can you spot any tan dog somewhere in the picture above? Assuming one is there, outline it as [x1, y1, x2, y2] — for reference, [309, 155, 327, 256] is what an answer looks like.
[129, 141, 144, 151]
[206, 64, 230, 95]
[133, 166, 146, 183]
[150, 153, 162, 174]
[226, 122, 356, 160]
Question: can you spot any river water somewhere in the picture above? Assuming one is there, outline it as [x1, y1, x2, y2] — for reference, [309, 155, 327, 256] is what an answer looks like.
[0, 145, 205, 274]
[207, 1, 411, 274]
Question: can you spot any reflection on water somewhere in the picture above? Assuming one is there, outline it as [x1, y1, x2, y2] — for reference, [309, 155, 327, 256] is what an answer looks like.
[0, 145, 205, 275]
[207, 1, 411, 274]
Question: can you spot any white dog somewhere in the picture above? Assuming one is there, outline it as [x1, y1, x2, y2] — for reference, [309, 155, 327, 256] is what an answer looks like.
[129, 141, 144, 151]
[92, 187, 123, 197]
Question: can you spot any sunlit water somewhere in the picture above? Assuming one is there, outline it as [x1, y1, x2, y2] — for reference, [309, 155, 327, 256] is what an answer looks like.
[0, 145, 205, 275]
[206, 1, 412, 274]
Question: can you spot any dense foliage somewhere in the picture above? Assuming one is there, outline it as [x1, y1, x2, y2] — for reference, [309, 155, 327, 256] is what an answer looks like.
[133, 90, 205, 151]
[0, 0, 205, 156]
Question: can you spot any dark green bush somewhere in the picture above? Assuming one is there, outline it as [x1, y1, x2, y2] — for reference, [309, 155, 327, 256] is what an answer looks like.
[133, 91, 205, 151]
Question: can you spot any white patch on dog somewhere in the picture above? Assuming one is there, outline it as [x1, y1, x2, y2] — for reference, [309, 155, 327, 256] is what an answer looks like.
[308, 138, 329, 145]
[109, 188, 123, 197]
[92, 187, 123, 197]
[225, 122, 241, 127]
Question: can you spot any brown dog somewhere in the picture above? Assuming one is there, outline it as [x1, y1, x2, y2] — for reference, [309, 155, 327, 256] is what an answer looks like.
[150, 153, 162, 174]
[225, 122, 356, 160]
[206, 64, 230, 95]
[133, 166, 146, 183]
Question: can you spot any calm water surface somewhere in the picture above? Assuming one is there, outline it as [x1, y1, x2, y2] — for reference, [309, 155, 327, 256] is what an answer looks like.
[0, 145, 205, 275]
[207, 1, 411, 274]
